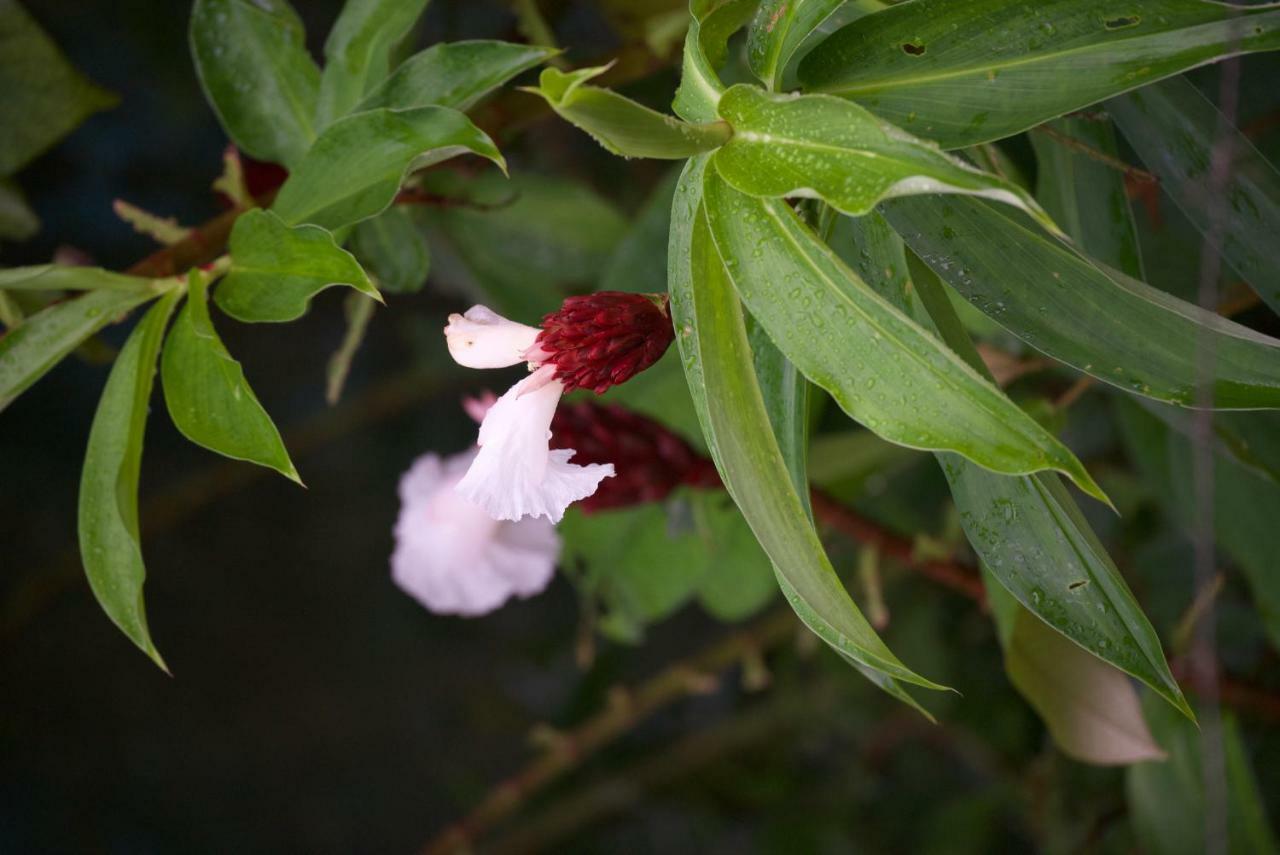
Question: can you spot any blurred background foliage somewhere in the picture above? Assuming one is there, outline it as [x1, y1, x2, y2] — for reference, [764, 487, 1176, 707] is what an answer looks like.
[2, 0, 1279, 852]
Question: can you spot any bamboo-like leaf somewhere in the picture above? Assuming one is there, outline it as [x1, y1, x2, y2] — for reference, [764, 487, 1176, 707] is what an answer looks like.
[746, 0, 846, 91]
[357, 40, 556, 112]
[271, 106, 504, 230]
[78, 292, 180, 670]
[190, 0, 319, 167]
[1111, 75, 1280, 315]
[905, 259, 1192, 720]
[313, 0, 431, 127]
[701, 170, 1107, 502]
[712, 84, 1056, 230]
[162, 271, 300, 482]
[673, 0, 758, 122]
[669, 155, 947, 703]
[886, 196, 1280, 410]
[798, 0, 1280, 149]
[0, 289, 155, 411]
[216, 209, 379, 322]
[525, 65, 731, 159]
[0, 265, 161, 293]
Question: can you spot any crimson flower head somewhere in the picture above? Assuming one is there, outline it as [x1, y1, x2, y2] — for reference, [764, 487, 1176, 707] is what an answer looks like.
[551, 401, 720, 513]
[530, 292, 675, 394]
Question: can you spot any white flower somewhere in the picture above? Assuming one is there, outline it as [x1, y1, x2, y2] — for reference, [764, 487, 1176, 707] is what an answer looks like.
[444, 305, 541, 369]
[391, 449, 562, 616]
[445, 305, 614, 523]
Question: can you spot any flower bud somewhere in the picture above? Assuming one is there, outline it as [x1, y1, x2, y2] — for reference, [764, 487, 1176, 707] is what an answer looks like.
[550, 401, 720, 512]
[445, 305, 543, 369]
[533, 292, 675, 394]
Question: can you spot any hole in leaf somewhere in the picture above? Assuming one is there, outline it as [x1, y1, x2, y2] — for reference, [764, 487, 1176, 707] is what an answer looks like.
[1103, 15, 1141, 29]
[901, 42, 926, 56]
[1067, 580, 1089, 591]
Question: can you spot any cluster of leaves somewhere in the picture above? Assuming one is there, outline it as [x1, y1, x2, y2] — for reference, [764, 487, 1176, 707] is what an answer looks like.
[1, 0, 555, 667]
[3, 2, 1280, 839]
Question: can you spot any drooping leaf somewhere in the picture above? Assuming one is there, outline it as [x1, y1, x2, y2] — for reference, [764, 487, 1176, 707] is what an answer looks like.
[1032, 116, 1145, 279]
[886, 196, 1280, 410]
[746, 0, 847, 91]
[0, 179, 39, 240]
[701, 170, 1107, 502]
[1111, 74, 1280, 315]
[78, 291, 180, 670]
[216, 208, 378, 322]
[348, 206, 430, 294]
[0, 288, 156, 411]
[0, 264, 161, 293]
[357, 40, 555, 112]
[270, 106, 504, 230]
[1128, 694, 1278, 855]
[313, 0, 431, 127]
[669, 155, 946, 702]
[712, 84, 1055, 230]
[525, 65, 731, 159]
[983, 570, 1166, 766]
[906, 259, 1192, 720]
[673, 0, 757, 122]
[161, 271, 299, 482]
[798, 0, 1280, 149]
[0, 0, 117, 175]
[190, 0, 320, 168]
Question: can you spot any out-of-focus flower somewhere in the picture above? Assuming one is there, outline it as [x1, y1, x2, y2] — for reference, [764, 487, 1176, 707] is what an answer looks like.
[443, 293, 675, 523]
[391, 449, 561, 616]
[550, 401, 721, 512]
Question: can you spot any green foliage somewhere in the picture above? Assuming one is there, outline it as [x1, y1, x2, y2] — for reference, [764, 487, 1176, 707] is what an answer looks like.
[357, 40, 556, 112]
[0, 0, 117, 176]
[190, 0, 320, 167]
[798, 0, 1280, 148]
[216, 209, 378, 322]
[314, 0, 431, 127]
[78, 292, 180, 670]
[162, 271, 299, 482]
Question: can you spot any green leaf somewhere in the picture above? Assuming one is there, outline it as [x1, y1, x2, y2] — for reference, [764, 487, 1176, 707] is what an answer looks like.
[798, 0, 1280, 149]
[422, 171, 626, 318]
[271, 106, 504, 230]
[216, 208, 378, 322]
[526, 65, 731, 159]
[712, 84, 1056, 231]
[78, 291, 180, 670]
[561, 500, 707, 638]
[0, 288, 155, 411]
[357, 40, 555, 112]
[1111, 75, 1280, 316]
[314, 0, 431, 127]
[691, 491, 778, 621]
[984, 571, 1166, 766]
[0, 0, 117, 175]
[906, 259, 1192, 721]
[1128, 695, 1278, 855]
[886, 196, 1280, 410]
[1032, 117, 1145, 278]
[348, 206, 430, 294]
[673, 0, 758, 122]
[600, 167, 680, 294]
[0, 179, 39, 240]
[190, 0, 320, 168]
[747, 0, 847, 91]
[0, 264, 161, 293]
[161, 271, 299, 482]
[701, 170, 1107, 502]
[669, 155, 946, 701]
